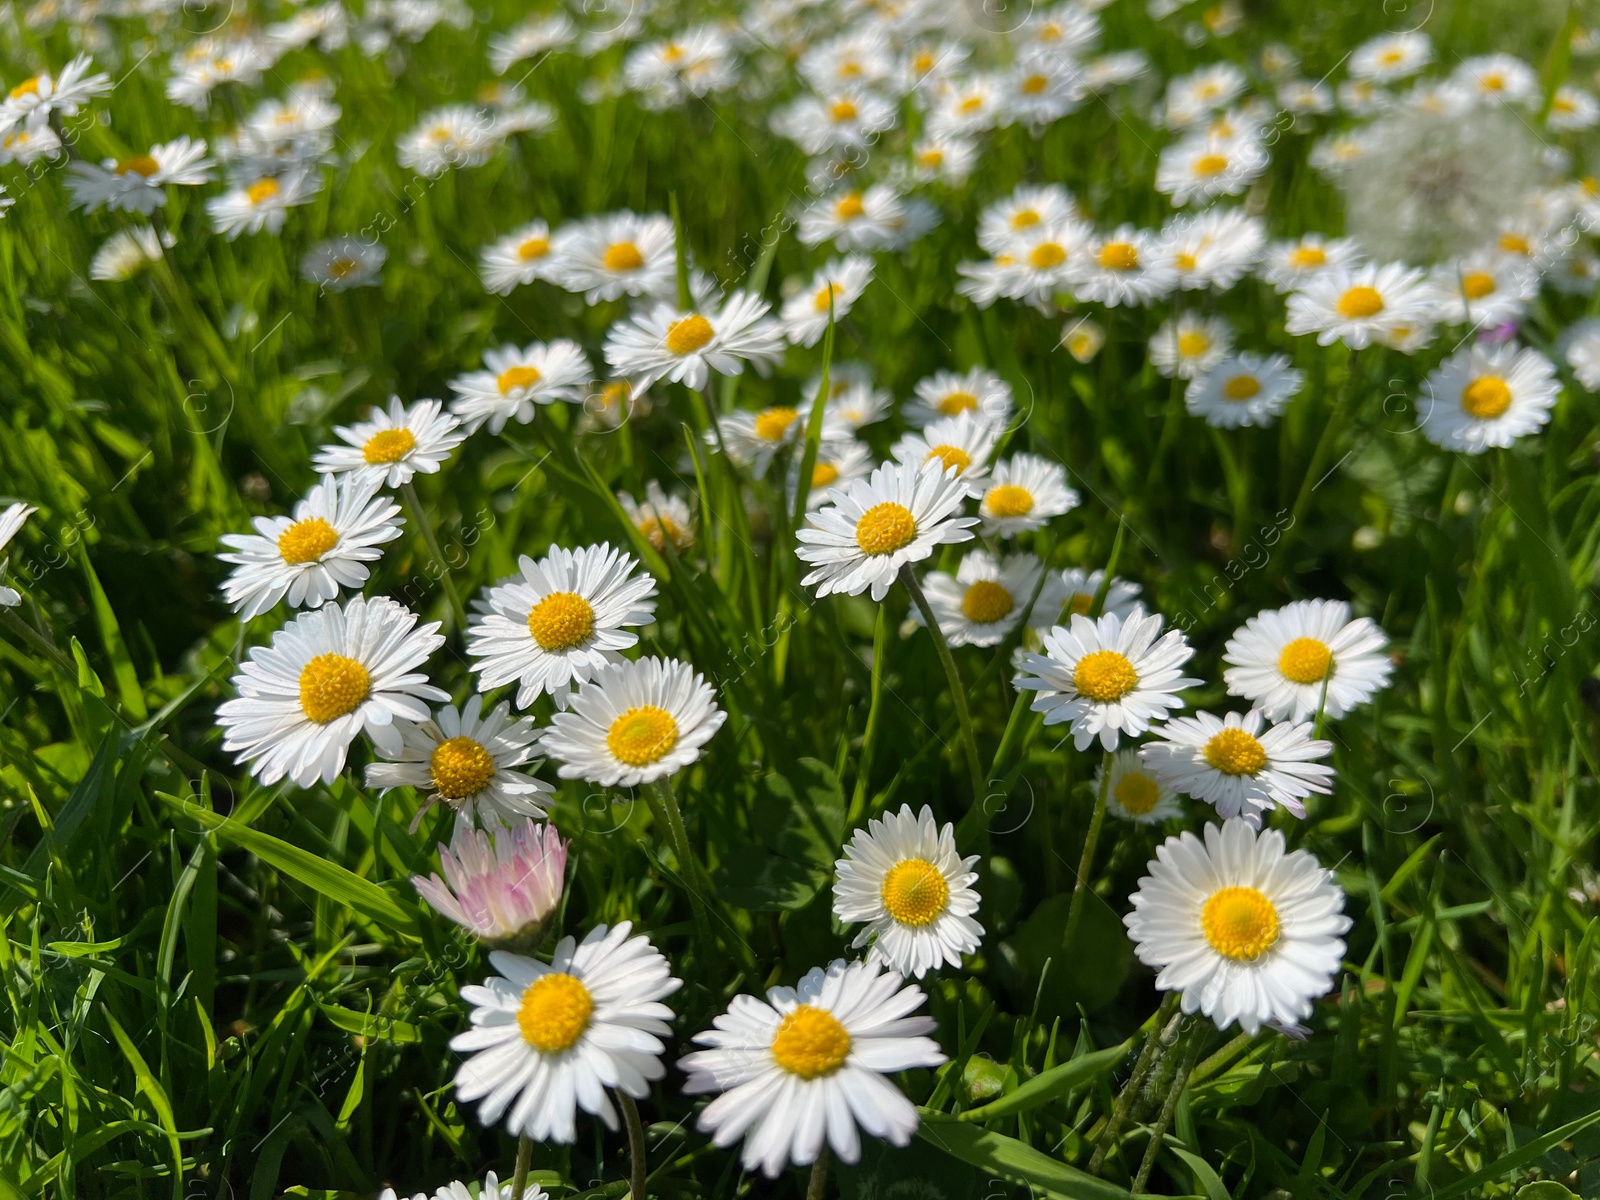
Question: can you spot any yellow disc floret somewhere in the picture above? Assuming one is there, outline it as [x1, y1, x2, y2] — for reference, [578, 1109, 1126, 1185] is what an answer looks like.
[278, 516, 339, 564]
[1202, 727, 1268, 776]
[527, 591, 596, 651]
[430, 735, 496, 800]
[362, 428, 416, 464]
[770, 1005, 852, 1079]
[984, 484, 1034, 518]
[603, 242, 644, 271]
[517, 973, 594, 1052]
[1200, 886, 1280, 961]
[665, 314, 715, 355]
[880, 858, 950, 927]
[924, 444, 971, 474]
[1072, 650, 1139, 702]
[961, 580, 1014, 624]
[1098, 242, 1140, 271]
[754, 406, 799, 441]
[1335, 285, 1384, 319]
[1114, 772, 1162, 815]
[497, 365, 542, 395]
[606, 705, 680, 767]
[854, 502, 917, 556]
[1460, 375, 1512, 419]
[1277, 637, 1332, 684]
[298, 653, 371, 723]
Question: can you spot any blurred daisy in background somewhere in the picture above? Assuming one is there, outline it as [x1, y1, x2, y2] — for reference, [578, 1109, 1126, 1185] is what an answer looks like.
[714, 403, 811, 478]
[918, 549, 1045, 647]
[1160, 208, 1265, 291]
[301, 236, 386, 291]
[1349, 31, 1432, 83]
[1187, 352, 1304, 428]
[1073, 225, 1176, 306]
[1141, 709, 1334, 825]
[552, 210, 676, 302]
[90, 227, 169, 281]
[605, 292, 785, 393]
[1, 54, 110, 127]
[790, 439, 875, 511]
[414, 816, 567, 950]
[65, 136, 213, 213]
[1428, 253, 1538, 327]
[1155, 133, 1268, 207]
[0, 503, 36, 608]
[207, 170, 316, 239]
[1047, 568, 1145, 626]
[313, 397, 465, 488]
[889, 412, 1001, 496]
[905, 367, 1014, 428]
[1095, 749, 1183, 824]
[1285, 263, 1437, 350]
[1417, 343, 1559, 453]
[449, 339, 593, 434]
[397, 105, 497, 176]
[781, 255, 873, 347]
[978, 453, 1079, 538]
[1150, 312, 1233, 379]
[1259, 234, 1363, 293]
[479, 219, 561, 294]
[1223, 598, 1393, 722]
[619, 481, 696, 552]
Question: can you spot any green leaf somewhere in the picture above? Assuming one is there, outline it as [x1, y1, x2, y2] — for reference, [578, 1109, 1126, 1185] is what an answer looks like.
[712, 758, 845, 911]
[916, 1112, 1135, 1200]
[1433, 1110, 1600, 1200]
[958, 1036, 1134, 1123]
[318, 1002, 423, 1043]
[103, 1011, 183, 1200]
[1517, 1185, 1579, 1200]
[1170, 1145, 1231, 1200]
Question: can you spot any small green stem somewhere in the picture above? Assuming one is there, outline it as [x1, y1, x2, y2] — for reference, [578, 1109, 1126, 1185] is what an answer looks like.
[1061, 750, 1113, 955]
[619, 1091, 649, 1200]
[900, 565, 985, 805]
[649, 777, 714, 949]
[805, 1149, 830, 1200]
[1279, 352, 1360, 566]
[399, 479, 468, 633]
[1089, 992, 1180, 1174]
[1131, 1019, 1208, 1193]
[848, 600, 890, 821]
[511, 1134, 534, 1200]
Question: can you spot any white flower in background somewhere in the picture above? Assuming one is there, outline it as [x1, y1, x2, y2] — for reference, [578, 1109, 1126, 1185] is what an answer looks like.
[978, 454, 1080, 538]
[1223, 598, 1393, 722]
[1061, 317, 1106, 362]
[479, 220, 561, 294]
[90, 227, 169, 281]
[488, 12, 578, 72]
[798, 29, 895, 93]
[680, 959, 945, 1177]
[781, 256, 873, 347]
[789, 439, 875, 511]
[1, 54, 110, 128]
[906, 367, 1014, 429]
[917, 550, 1045, 647]
[449, 340, 594, 434]
[910, 134, 978, 185]
[65, 137, 213, 213]
[0, 119, 61, 166]
[301, 237, 386, 292]
[619, 481, 696, 552]
[808, 364, 892, 431]
[928, 73, 1005, 138]
[1428, 254, 1538, 327]
[1149, 313, 1233, 379]
[1349, 31, 1432, 82]
[889, 412, 1001, 496]
[1160, 208, 1266, 291]
[0, 503, 36, 607]
[1259, 235, 1363, 293]
[206, 170, 316, 239]
[216, 596, 447, 786]
[1564, 318, 1600, 389]
[1141, 709, 1334, 825]
[1336, 79, 1391, 116]
[771, 89, 898, 155]
[978, 184, 1079, 255]
[1451, 54, 1538, 106]
[1548, 86, 1600, 131]
[605, 292, 785, 394]
[1044, 568, 1145, 627]
[1014, 610, 1199, 751]
[451, 926, 680, 1141]
[1155, 133, 1268, 206]
[551, 211, 676, 302]
[1072, 225, 1178, 307]
[219, 474, 402, 620]
[313, 397, 464, 488]
[1082, 50, 1151, 92]
[541, 656, 726, 788]
[1417, 343, 1559, 453]
[1124, 820, 1350, 1034]
[834, 804, 982, 978]
[1095, 750, 1183, 824]
[1186, 352, 1304, 428]
[397, 105, 498, 177]
[797, 184, 925, 251]
[1285, 263, 1437, 351]
[1163, 62, 1248, 128]
[1004, 52, 1086, 126]
[713, 404, 814, 479]
[466, 543, 657, 709]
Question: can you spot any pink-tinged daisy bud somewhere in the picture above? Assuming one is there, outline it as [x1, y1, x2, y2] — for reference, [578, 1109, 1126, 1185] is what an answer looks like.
[413, 817, 567, 952]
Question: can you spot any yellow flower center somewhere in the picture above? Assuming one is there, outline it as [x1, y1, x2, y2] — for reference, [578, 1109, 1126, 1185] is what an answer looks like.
[246, 177, 280, 205]
[1067, 592, 1094, 617]
[1072, 650, 1139, 702]
[277, 516, 339, 564]
[517, 236, 550, 261]
[1114, 772, 1162, 815]
[1010, 209, 1040, 229]
[1277, 636, 1332, 684]
[606, 705, 680, 767]
[526, 591, 596, 651]
[1098, 241, 1140, 270]
[1177, 331, 1210, 357]
[661, 43, 684, 63]
[937, 390, 978, 415]
[1480, 72, 1504, 91]
[913, 51, 934, 73]
[1460, 375, 1512, 419]
[1498, 233, 1531, 256]
[770, 1005, 852, 1079]
[811, 461, 840, 487]
[429, 735, 496, 799]
[297, 653, 371, 723]
[517, 973, 594, 1053]
[961, 580, 1013, 624]
[880, 858, 950, 926]
[984, 484, 1034, 518]
[362, 427, 416, 464]
[115, 154, 161, 177]
[918, 148, 944, 167]
[835, 191, 865, 219]
[9, 77, 40, 101]
[854, 502, 917, 555]
[327, 258, 358, 279]
[1175, 251, 1198, 271]
[813, 282, 840, 312]
[497, 365, 542, 395]
[603, 241, 644, 271]
[1379, 47, 1405, 65]
[1021, 73, 1049, 95]
[1460, 271, 1496, 299]
[1202, 727, 1268, 776]
[830, 99, 858, 121]
[924, 444, 971, 474]
[637, 514, 684, 550]
[600, 381, 631, 410]
[1029, 242, 1067, 269]
[1193, 153, 1229, 176]
[958, 95, 985, 114]
[665, 314, 715, 355]
[1289, 245, 1326, 269]
[1222, 374, 1261, 400]
[1201, 886, 1280, 961]
[1335, 285, 1384, 319]
[753, 405, 799, 441]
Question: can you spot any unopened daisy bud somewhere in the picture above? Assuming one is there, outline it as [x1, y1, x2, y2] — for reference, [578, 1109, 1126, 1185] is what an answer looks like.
[414, 817, 567, 951]
[1060, 317, 1104, 362]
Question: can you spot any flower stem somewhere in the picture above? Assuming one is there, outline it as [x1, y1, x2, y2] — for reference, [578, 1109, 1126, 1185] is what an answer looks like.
[900, 564, 986, 805]
[511, 1133, 534, 1200]
[847, 599, 890, 822]
[1131, 1018, 1209, 1193]
[399, 479, 468, 633]
[805, 1149, 830, 1200]
[648, 777, 714, 950]
[1089, 991, 1180, 1174]
[1061, 749, 1113, 956]
[619, 1091, 649, 1200]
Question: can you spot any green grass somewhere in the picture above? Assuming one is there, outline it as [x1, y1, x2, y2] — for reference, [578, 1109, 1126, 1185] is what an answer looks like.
[3, 1, 1600, 1198]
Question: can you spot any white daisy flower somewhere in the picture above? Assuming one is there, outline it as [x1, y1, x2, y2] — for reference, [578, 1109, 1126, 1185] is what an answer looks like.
[910, 134, 978, 185]
[1548, 86, 1600, 131]
[1349, 31, 1432, 83]
[1005, 52, 1086, 127]
[381, 1171, 527, 1200]
[1123, 819, 1351, 1034]
[1160, 208, 1266, 292]
[977, 184, 1078, 256]
[798, 30, 895, 94]
[1061, 317, 1106, 363]
[64, 136, 213, 214]
[0, 502, 36, 607]
[771, 89, 898, 156]
[918, 550, 1045, 648]
[929, 73, 1007, 138]
[1163, 62, 1248, 128]
[978, 454, 1079, 538]
[781, 255, 874, 347]
[216, 596, 448, 787]
[449, 340, 594, 435]
[1223, 598, 1392, 722]
[1336, 78, 1391, 116]
[218, 474, 403, 620]
[206, 171, 316, 239]
[366, 694, 550, 825]
[1, 55, 110, 128]
[1140, 709, 1334, 824]
[796, 184, 917, 252]
[1259, 235, 1364, 293]
[889, 412, 1001, 496]
[1285, 263, 1438, 350]
[541, 656, 726, 788]
[906, 367, 1014, 429]
[451, 925, 681, 1142]
[1565, 318, 1600, 389]
[1276, 78, 1334, 117]
[1071, 225, 1177, 307]
[90, 227, 168, 282]
[1155, 133, 1269, 207]
[1082, 50, 1151, 92]
[0, 118, 60, 166]
[790, 439, 876, 511]
[1045, 568, 1145, 627]
[1452, 54, 1538, 106]
[1013, 610, 1200, 751]
[796, 460, 978, 602]
[301, 237, 386, 292]
[479, 220, 561, 294]
[834, 804, 982, 978]
[619, 481, 696, 552]
[1187, 352, 1304, 428]
[551, 211, 676, 303]
[679, 958, 946, 1177]
[1428, 254, 1538, 327]
[397, 105, 498, 177]
[488, 12, 578, 73]
[313, 397, 465, 488]
[808, 365, 892, 430]
[466, 543, 658, 709]
[1095, 749, 1183, 824]
[986, 216, 1094, 308]
[712, 404, 813, 479]
[1418, 342, 1559, 454]
[1149, 313, 1233, 379]
[605, 292, 785, 395]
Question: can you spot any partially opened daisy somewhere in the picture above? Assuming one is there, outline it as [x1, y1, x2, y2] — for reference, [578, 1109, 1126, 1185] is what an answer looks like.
[619, 481, 696, 552]
[366, 695, 551, 826]
[0, 502, 36, 607]
[889, 412, 1000, 496]
[906, 367, 1014, 428]
[1223, 599, 1393, 722]
[781, 255, 873, 347]
[414, 816, 567, 948]
[679, 958, 946, 1177]
[480, 220, 561, 294]
[551, 210, 676, 302]
[216, 596, 447, 786]
[1417, 343, 1559, 453]
[604, 292, 785, 394]
[1047, 567, 1145, 626]
[218, 474, 402, 620]
[540, 656, 726, 788]
[1140, 709, 1334, 825]
[714, 404, 810, 478]
[1095, 750, 1183, 824]
[1014, 610, 1200, 751]
[451, 924, 681, 1142]
[979, 453, 1080, 537]
[448, 339, 593, 434]
[1187, 353, 1304, 428]
[65, 136, 213, 213]
[833, 805, 982, 978]
[1285, 263, 1437, 350]
[796, 460, 978, 602]
[313, 397, 465, 488]
[466, 543, 657, 708]
[917, 550, 1044, 648]
[1124, 820, 1350, 1035]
